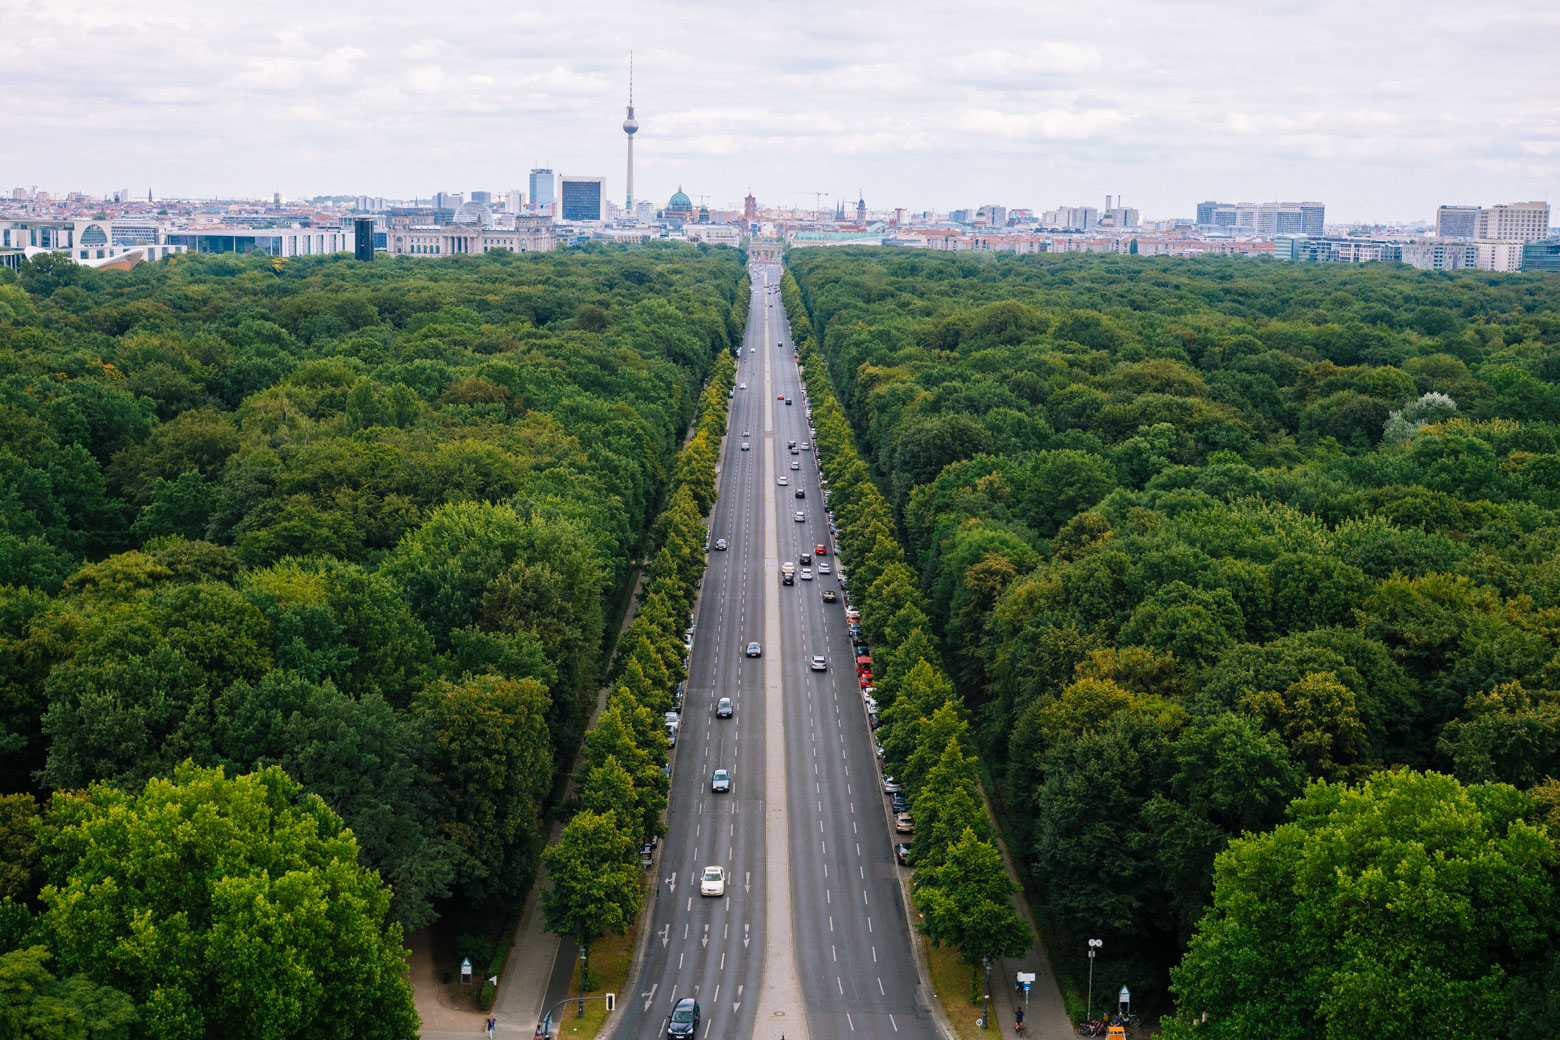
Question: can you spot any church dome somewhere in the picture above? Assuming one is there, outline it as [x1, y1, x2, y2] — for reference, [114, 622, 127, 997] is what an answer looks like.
[454, 200, 492, 225]
[668, 188, 691, 209]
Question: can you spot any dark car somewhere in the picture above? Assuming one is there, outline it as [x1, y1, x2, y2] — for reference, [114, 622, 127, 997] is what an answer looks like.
[668, 997, 700, 1038]
[890, 793, 909, 813]
[895, 842, 912, 866]
[822, 589, 838, 603]
[800, 552, 812, 565]
[795, 487, 805, 498]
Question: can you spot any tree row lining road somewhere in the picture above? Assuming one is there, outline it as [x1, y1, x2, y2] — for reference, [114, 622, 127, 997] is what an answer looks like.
[609, 265, 936, 1040]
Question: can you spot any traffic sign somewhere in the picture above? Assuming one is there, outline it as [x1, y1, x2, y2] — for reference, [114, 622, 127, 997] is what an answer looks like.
[462, 957, 473, 976]
[1017, 972, 1036, 984]
[1118, 985, 1130, 1003]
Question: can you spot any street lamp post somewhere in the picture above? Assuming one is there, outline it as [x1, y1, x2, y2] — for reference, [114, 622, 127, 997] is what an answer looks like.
[577, 945, 588, 1017]
[1087, 939, 1103, 1021]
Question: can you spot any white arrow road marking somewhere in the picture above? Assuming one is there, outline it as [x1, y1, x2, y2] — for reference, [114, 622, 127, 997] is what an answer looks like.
[641, 983, 657, 1012]
[743, 924, 751, 949]
[666, 874, 677, 892]
[701, 924, 709, 949]
[659, 924, 670, 948]
[744, 871, 751, 892]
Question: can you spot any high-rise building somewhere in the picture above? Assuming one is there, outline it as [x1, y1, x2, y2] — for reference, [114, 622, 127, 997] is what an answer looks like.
[1479, 201, 1549, 242]
[529, 170, 554, 215]
[623, 53, 638, 210]
[1437, 201, 1549, 242]
[559, 177, 605, 222]
[353, 218, 375, 262]
[1522, 239, 1560, 273]
[470, 191, 492, 205]
[433, 191, 462, 212]
[1197, 201, 1324, 234]
[1436, 205, 1481, 238]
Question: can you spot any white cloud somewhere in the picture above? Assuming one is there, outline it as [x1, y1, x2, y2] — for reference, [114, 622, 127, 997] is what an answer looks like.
[0, 0, 1556, 221]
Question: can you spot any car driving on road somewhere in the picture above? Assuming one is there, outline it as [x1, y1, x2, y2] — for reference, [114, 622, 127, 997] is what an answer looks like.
[794, 511, 806, 522]
[699, 866, 727, 897]
[745, 641, 762, 657]
[740, 441, 750, 451]
[711, 769, 731, 793]
[668, 997, 701, 1038]
[713, 538, 728, 550]
[810, 655, 828, 671]
[716, 697, 733, 718]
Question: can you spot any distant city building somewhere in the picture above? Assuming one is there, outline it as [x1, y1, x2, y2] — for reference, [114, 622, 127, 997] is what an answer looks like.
[856, 194, 867, 224]
[663, 186, 695, 225]
[1, 218, 186, 267]
[505, 190, 524, 214]
[1435, 205, 1481, 239]
[559, 177, 605, 222]
[433, 191, 463, 212]
[355, 196, 387, 212]
[980, 204, 1008, 227]
[744, 192, 757, 223]
[1198, 200, 1324, 235]
[1436, 200, 1549, 242]
[1042, 206, 1098, 230]
[384, 216, 554, 257]
[529, 170, 555, 215]
[1523, 239, 1560, 273]
[1275, 235, 1401, 264]
[163, 226, 353, 257]
[634, 200, 655, 221]
[470, 190, 492, 205]
[1400, 240, 1475, 271]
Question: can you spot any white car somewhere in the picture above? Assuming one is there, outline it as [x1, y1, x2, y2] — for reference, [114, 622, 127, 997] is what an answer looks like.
[700, 865, 727, 897]
[810, 655, 828, 671]
[741, 442, 750, 451]
[795, 512, 806, 522]
[818, 562, 831, 574]
[800, 568, 813, 580]
[790, 461, 800, 470]
[739, 383, 747, 390]
[777, 476, 789, 486]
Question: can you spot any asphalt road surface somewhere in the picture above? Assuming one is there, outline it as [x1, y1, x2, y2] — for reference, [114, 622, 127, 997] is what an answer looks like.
[609, 266, 938, 1040]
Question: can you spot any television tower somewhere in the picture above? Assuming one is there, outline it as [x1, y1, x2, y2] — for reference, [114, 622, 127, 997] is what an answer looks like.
[622, 53, 638, 211]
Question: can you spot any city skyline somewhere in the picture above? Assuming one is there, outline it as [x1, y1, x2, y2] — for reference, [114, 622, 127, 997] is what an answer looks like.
[5, 0, 1558, 224]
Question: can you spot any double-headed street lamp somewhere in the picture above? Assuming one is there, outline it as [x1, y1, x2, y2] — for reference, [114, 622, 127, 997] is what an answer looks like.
[1086, 939, 1103, 1021]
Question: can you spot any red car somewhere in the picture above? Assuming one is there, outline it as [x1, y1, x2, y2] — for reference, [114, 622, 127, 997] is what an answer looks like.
[778, 394, 786, 401]
[815, 544, 828, 556]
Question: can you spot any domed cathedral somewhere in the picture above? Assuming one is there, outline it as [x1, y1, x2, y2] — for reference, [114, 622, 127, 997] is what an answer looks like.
[662, 186, 695, 225]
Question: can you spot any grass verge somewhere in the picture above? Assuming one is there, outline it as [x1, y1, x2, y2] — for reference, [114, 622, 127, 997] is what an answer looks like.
[547, 924, 637, 1039]
[921, 934, 988, 1040]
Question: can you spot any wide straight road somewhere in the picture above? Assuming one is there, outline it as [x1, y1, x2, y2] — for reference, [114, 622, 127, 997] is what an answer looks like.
[610, 263, 939, 1040]
[610, 268, 777, 1040]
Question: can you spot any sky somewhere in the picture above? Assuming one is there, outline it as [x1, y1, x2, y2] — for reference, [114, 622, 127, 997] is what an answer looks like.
[4, 0, 1558, 224]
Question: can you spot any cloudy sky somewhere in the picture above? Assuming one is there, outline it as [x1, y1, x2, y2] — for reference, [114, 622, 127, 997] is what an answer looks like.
[5, 0, 1558, 223]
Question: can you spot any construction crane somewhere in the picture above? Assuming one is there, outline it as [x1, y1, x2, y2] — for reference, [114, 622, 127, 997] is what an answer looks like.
[789, 191, 830, 222]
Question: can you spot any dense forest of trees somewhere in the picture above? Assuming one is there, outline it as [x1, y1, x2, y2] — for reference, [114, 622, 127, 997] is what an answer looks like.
[0, 244, 746, 1036]
[788, 248, 1560, 1034]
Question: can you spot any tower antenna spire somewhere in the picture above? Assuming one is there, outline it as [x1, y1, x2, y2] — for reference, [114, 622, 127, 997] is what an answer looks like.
[622, 52, 638, 212]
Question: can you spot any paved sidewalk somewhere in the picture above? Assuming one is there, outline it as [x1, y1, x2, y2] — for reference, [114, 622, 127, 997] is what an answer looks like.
[982, 807, 1072, 1040]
